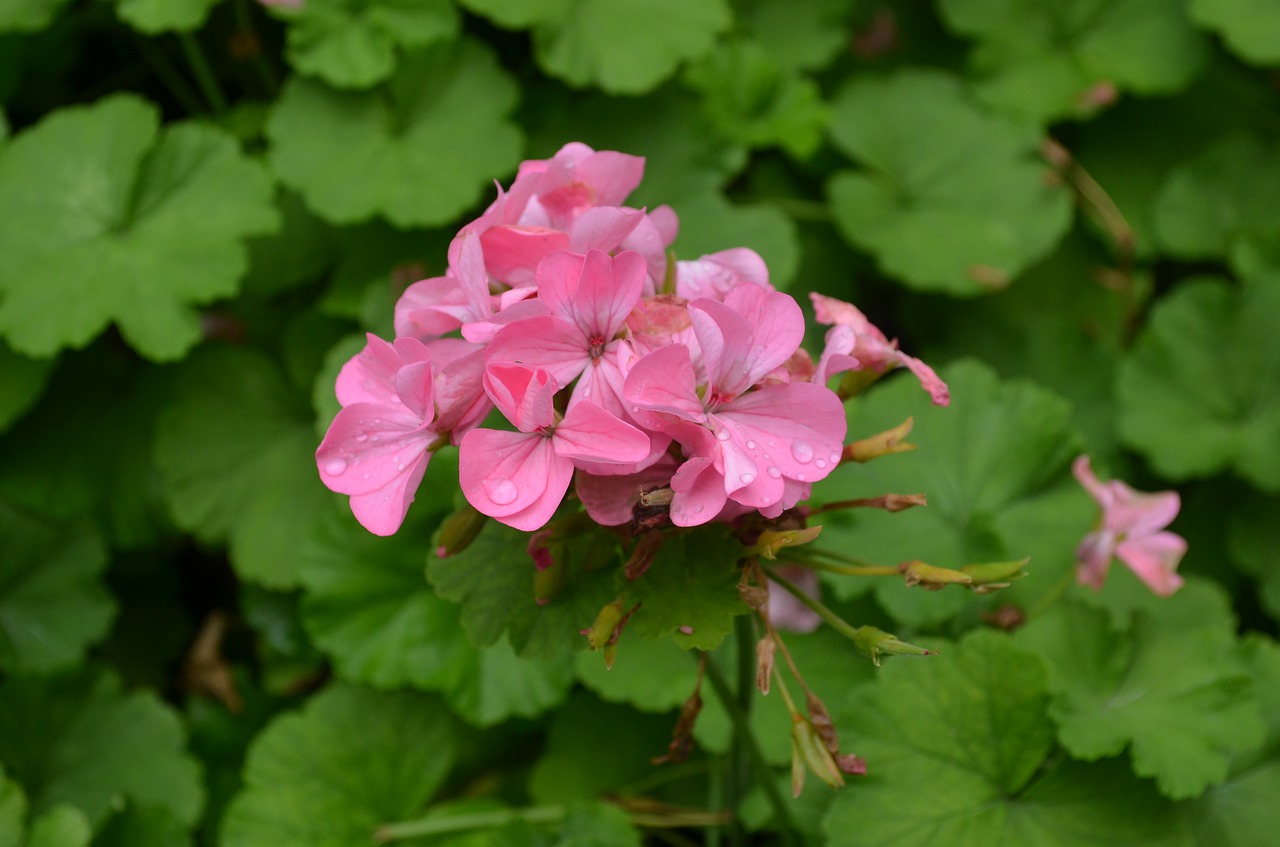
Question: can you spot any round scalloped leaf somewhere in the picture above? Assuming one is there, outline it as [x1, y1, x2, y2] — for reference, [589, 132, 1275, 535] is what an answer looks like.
[0, 668, 203, 831]
[826, 70, 1072, 295]
[0, 0, 73, 32]
[1152, 134, 1280, 266]
[113, 0, 220, 33]
[0, 342, 52, 434]
[0, 94, 279, 360]
[734, 0, 855, 72]
[0, 503, 114, 674]
[822, 630, 1189, 846]
[1117, 277, 1280, 490]
[154, 345, 332, 588]
[220, 684, 458, 847]
[1190, 0, 1280, 65]
[529, 0, 731, 94]
[937, 0, 1208, 123]
[267, 38, 522, 227]
[0, 767, 92, 847]
[1017, 583, 1265, 799]
[811, 359, 1088, 627]
[273, 0, 459, 89]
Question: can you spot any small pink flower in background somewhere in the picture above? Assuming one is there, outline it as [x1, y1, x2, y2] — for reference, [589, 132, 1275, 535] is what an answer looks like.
[1073, 455, 1186, 597]
[768, 566, 822, 633]
[810, 292, 949, 405]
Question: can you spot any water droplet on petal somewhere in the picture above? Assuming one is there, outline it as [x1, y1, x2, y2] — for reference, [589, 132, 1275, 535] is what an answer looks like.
[740, 472, 756, 484]
[797, 473, 807, 481]
[791, 441, 813, 463]
[746, 440, 756, 450]
[631, 405, 640, 413]
[716, 429, 731, 441]
[767, 440, 776, 448]
[767, 466, 781, 478]
[830, 452, 841, 464]
[323, 458, 347, 476]
[485, 477, 518, 505]
[816, 459, 827, 470]
[354, 432, 368, 443]
[396, 462, 406, 472]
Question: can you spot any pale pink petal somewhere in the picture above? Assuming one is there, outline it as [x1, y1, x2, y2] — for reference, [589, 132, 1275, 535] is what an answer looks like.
[723, 286, 806, 385]
[484, 315, 587, 388]
[554, 401, 651, 465]
[573, 249, 646, 340]
[619, 213, 671, 293]
[624, 344, 705, 423]
[670, 456, 728, 527]
[346, 453, 430, 536]
[571, 149, 645, 207]
[815, 324, 860, 385]
[480, 226, 570, 286]
[1108, 488, 1181, 539]
[483, 364, 556, 433]
[458, 429, 557, 521]
[718, 383, 847, 486]
[568, 207, 644, 254]
[317, 402, 432, 496]
[461, 295, 549, 345]
[568, 345, 632, 419]
[677, 248, 772, 302]
[810, 292, 879, 337]
[768, 566, 822, 633]
[394, 275, 471, 340]
[335, 334, 429, 407]
[447, 230, 494, 321]
[1117, 532, 1187, 597]
[1075, 530, 1115, 591]
[625, 296, 694, 355]
[1072, 455, 1114, 510]
[896, 351, 951, 406]
[431, 344, 490, 435]
[394, 361, 434, 422]
[534, 249, 587, 322]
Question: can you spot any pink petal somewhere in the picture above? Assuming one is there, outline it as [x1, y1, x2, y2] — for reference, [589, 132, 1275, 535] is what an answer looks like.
[568, 345, 632, 419]
[459, 428, 565, 527]
[718, 383, 848, 486]
[809, 292, 879, 338]
[335, 334, 430, 407]
[1075, 529, 1115, 591]
[571, 149, 645, 207]
[669, 456, 728, 527]
[483, 364, 556, 433]
[815, 324, 860, 385]
[394, 360, 434, 422]
[394, 275, 471, 340]
[568, 207, 644, 254]
[573, 249, 646, 340]
[431, 343, 490, 435]
[676, 248, 771, 301]
[554, 401, 651, 466]
[619, 213, 671, 293]
[1117, 532, 1187, 597]
[575, 456, 679, 526]
[896, 351, 951, 406]
[1072, 455, 1114, 510]
[448, 230, 494, 322]
[346, 453, 431, 536]
[1108, 488, 1181, 539]
[484, 315, 587, 388]
[646, 205, 679, 247]
[317, 402, 433, 496]
[479, 226, 570, 286]
[624, 344, 705, 423]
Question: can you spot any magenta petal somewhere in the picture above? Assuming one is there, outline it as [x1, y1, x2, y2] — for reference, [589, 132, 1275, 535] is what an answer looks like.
[1117, 532, 1187, 597]
[625, 345, 705, 421]
[459, 428, 555, 520]
[554, 401, 650, 465]
[346, 453, 431, 536]
[317, 402, 432, 496]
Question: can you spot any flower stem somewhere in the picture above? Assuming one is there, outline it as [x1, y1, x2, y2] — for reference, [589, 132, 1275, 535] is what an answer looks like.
[701, 645, 801, 846]
[778, 549, 899, 577]
[178, 32, 228, 117]
[763, 565, 865, 644]
[374, 806, 565, 843]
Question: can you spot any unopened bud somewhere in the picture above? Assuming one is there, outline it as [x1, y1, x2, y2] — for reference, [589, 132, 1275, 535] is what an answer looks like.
[961, 558, 1029, 593]
[738, 582, 769, 610]
[756, 635, 776, 695]
[434, 503, 487, 558]
[791, 713, 844, 797]
[844, 418, 916, 463]
[852, 625, 934, 667]
[746, 526, 823, 560]
[653, 684, 703, 765]
[805, 691, 839, 755]
[624, 530, 665, 581]
[582, 600, 626, 651]
[899, 559, 972, 591]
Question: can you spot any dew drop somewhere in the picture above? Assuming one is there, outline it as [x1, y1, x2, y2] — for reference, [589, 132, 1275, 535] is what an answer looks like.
[767, 440, 776, 448]
[370, 435, 382, 442]
[740, 472, 756, 484]
[396, 462, 406, 472]
[323, 458, 348, 476]
[830, 452, 841, 464]
[767, 466, 781, 479]
[485, 477, 518, 505]
[816, 459, 827, 470]
[791, 440, 814, 463]
[746, 440, 756, 450]
[354, 432, 368, 443]
[631, 405, 640, 413]
[797, 473, 807, 481]
[716, 429, 731, 441]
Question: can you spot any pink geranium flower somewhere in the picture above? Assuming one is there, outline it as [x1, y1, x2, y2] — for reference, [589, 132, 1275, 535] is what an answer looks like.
[459, 364, 650, 530]
[1073, 455, 1186, 596]
[810, 292, 949, 405]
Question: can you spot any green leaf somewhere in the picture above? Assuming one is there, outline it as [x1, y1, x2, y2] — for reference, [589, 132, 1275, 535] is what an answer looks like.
[938, 0, 1208, 122]
[0, 767, 91, 847]
[1190, 0, 1280, 65]
[241, 191, 337, 298]
[275, 0, 459, 89]
[1017, 583, 1266, 799]
[113, 0, 220, 33]
[671, 190, 800, 288]
[822, 629, 1189, 846]
[0, 503, 114, 674]
[1180, 635, 1280, 846]
[428, 519, 618, 659]
[457, 0, 572, 28]
[626, 528, 748, 651]
[811, 359, 1088, 627]
[1227, 494, 1280, 620]
[554, 803, 641, 847]
[154, 345, 332, 588]
[683, 40, 827, 158]
[0, 668, 203, 831]
[220, 684, 458, 847]
[0, 0, 73, 32]
[267, 38, 522, 227]
[575, 627, 701, 713]
[1117, 277, 1280, 490]
[530, 0, 732, 94]
[733, 0, 856, 72]
[0, 341, 52, 434]
[826, 70, 1072, 294]
[0, 94, 279, 360]
[1153, 134, 1280, 269]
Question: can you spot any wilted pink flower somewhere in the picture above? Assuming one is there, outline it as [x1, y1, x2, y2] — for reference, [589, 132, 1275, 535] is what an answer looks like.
[810, 292, 949, 405]
[1073, 455, 1186, 596]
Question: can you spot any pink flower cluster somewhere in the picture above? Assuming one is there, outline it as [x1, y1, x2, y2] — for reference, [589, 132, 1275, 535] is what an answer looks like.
[316, 143, 949, 536]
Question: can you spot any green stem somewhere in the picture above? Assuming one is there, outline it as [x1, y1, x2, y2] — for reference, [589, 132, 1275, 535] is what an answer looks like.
[375, 806, 565, 843]
[779, 549, 899, 577]
[1026, 564, 1078, 620]
[178, 32, 228, 116]
[763, 566, 865, 644]
[702, 649, 801, 846]
[232, 0, 279, 95]
[132, 34, 207, 117]
[728, 615, 754, 846]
